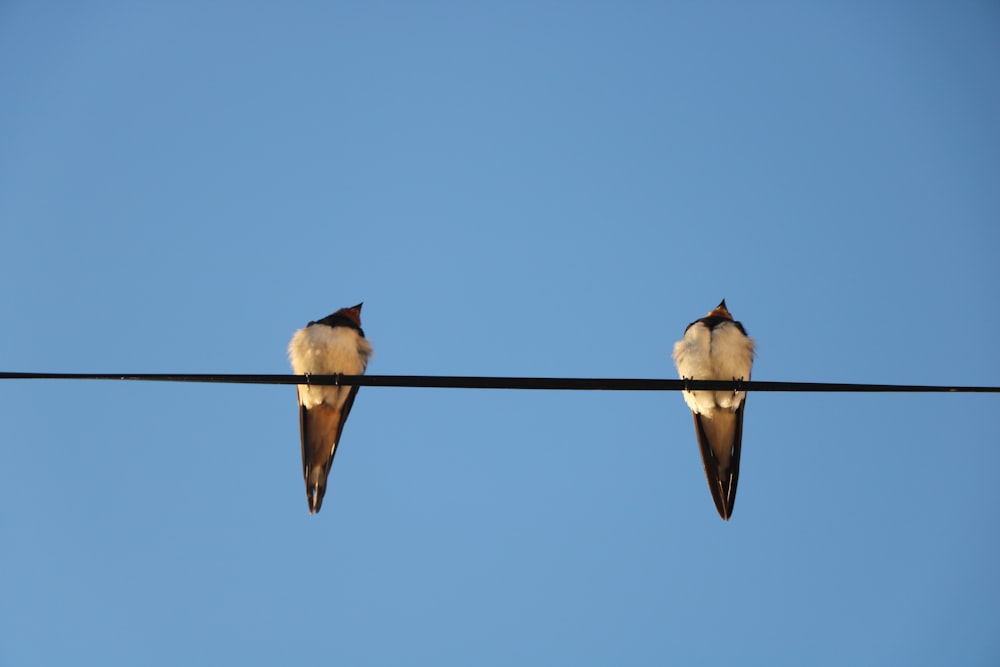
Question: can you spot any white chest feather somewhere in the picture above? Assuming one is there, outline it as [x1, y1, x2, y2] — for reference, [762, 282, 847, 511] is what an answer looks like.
[673, 321, 754, 416]
[288, 324, 373, 409]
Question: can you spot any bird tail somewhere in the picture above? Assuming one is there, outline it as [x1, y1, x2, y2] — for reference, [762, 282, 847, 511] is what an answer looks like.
[298, 401, 342, 515]
[692, 403, 745, 520]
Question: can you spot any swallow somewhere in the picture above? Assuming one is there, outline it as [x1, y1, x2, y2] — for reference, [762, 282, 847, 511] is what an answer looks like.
[672, 299, 755, 520]
[288, 303, 373, 514]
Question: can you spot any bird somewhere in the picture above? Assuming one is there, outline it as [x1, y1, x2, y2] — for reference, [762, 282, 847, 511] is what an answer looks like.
[288, 303, 373, 514]
[672, 299, 755, 520]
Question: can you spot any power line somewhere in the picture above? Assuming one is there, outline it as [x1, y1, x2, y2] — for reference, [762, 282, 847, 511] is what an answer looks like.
[0, 372, 997, 393]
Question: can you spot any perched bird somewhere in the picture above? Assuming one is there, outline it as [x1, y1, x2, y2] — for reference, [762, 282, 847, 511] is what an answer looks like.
[288, 303, 373, 514]
[672, 300, 755, 520]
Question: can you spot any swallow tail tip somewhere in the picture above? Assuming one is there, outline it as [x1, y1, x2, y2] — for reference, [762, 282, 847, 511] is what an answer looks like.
[306, 484, 326, 515]
[706, 483, 733, 520]
[712, 470, 737, 520]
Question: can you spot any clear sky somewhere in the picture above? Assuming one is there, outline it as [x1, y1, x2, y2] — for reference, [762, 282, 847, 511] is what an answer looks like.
[2, 2, 999, 665]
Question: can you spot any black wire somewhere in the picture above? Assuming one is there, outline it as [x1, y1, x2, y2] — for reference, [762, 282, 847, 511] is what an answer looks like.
[0, 372, 997, 392]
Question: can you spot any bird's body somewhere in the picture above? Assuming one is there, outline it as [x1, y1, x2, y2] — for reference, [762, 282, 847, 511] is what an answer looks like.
[288, 304, 372, 514]
[673, 300, 754, 520]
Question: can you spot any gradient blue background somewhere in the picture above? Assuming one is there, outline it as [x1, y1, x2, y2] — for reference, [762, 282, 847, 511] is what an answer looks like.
[2, 2, 999, 665]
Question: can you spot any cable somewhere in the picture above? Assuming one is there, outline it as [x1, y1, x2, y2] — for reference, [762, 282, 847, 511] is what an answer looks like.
[0, 372, 997, 392]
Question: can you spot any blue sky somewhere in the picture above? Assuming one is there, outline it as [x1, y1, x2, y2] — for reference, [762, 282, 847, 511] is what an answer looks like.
[2, 2, 999, 665]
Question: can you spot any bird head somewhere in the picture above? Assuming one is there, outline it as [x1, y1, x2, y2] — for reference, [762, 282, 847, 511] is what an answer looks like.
[331, 303, 363, 327]
[706, 299, 732, 320]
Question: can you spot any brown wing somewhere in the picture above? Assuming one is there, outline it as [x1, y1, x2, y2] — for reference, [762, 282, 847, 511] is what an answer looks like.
[334, 385, 362, 450]
[692, 400, 745, 520]
[298, 385, 362, 514]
